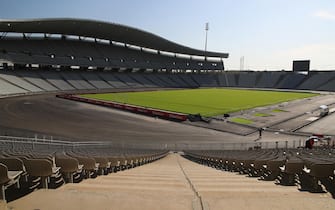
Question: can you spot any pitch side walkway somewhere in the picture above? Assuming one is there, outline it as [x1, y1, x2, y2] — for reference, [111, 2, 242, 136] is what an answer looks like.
[5, 154, 335, 210]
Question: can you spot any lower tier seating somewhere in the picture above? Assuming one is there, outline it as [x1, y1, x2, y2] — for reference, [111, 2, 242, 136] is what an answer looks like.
[0, 148, 168, 202]
[184, 148, 335, 198]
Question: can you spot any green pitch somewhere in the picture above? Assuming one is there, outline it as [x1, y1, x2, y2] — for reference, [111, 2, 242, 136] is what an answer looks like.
[81, 89, 316, 117]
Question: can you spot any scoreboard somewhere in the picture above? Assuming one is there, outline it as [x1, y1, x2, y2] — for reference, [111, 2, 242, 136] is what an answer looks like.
[293, 60, 310, 72]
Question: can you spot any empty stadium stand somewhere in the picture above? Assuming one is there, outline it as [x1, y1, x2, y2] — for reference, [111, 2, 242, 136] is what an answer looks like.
[16, 71, 58, 91]
[114, 73, 145, 88]
[2, 18, 335, 209]
[275, 72, 307, 89]
[0, 38, 225, 72]
[0, 19, 334, 96]
[184, 148, 335, 197]
[237, 71, 259, 88]
[2, 70, 335, 97]
[38, 71, 74, 91]
[60, 71, 95, 90]
[0, 136, 167, 202]
[128, 73, 158, 88]
[191, 73, 219, 87]
[80, 72, 113, 89]
[0, 78, 27, 95]
[297, 71, 335, 90]
[255, 71, 285, 88]
[0, 71, 42, 92]
[4, 153, 335, 210]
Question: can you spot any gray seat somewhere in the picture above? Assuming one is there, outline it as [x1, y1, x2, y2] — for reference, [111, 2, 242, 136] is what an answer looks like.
[56, 155, 82, 183]
[23, 158, 54, 189]
[0, 163, 22, 202]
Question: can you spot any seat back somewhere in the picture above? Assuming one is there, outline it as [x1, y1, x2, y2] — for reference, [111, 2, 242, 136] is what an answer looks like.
[0, 163, 10, 185]
[0, 157, 25, 171]
[285, 160, 304, 174]
[94, 157, 108, 168]
[74, 157, 96, 170]
[267, 159, 286, 172]
[310, 163, 335, 178]
[108, 157, 120, 167]
[56, 157, 79, 173]
[24, 159, 53, 177]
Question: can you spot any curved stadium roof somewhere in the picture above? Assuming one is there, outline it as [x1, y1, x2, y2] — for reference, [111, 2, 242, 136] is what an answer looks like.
[0, 18, 228, 58]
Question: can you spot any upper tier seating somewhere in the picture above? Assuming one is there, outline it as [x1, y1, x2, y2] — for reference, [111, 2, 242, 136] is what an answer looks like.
[0, 39, 223, 71]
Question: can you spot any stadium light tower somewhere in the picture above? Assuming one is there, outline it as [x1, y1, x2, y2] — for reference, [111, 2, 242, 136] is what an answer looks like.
[240, 56, 245, 71]
[204, 22, 209, 60]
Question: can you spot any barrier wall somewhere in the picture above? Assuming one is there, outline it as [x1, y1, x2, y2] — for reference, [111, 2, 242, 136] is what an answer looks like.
[56, 94, 188, 121]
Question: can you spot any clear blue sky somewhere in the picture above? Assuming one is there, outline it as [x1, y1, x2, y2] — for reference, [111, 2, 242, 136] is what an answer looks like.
[1, 0, 334, 70]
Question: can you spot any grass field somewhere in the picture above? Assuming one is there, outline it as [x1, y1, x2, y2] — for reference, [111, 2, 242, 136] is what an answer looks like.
[81, 89, 317, 117]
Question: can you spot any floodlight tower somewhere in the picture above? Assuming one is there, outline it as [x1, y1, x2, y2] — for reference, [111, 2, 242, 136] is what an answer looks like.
[240, 56, 245, 71]
[204, 22, 209, 60]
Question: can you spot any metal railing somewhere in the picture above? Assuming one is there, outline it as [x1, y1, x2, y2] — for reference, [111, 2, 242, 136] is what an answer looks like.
[0, 135, 316, 152]
[0, 135, 168, 151]
[171, 140, 306, 151]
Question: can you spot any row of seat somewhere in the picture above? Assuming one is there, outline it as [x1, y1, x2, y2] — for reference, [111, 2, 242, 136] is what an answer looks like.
[0, 148, 168, 202]
[0, 39, 224, 71]
[3, 69, 335, 96]
[184, 148, 335, 198]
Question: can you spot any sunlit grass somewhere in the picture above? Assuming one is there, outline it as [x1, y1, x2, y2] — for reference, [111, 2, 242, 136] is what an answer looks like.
[81, 89, 316, 117]
[254, 113, 272, 117]
[230, 117, 253, 125]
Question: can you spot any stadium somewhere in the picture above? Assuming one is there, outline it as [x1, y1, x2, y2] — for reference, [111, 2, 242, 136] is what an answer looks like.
[0, 18, 335, 209]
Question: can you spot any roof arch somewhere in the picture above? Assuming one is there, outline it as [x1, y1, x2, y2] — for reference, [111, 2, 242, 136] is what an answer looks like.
[0, 18, 228, 58]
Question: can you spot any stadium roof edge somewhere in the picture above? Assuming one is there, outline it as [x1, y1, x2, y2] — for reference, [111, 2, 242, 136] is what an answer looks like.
[0, 18, 229, 58]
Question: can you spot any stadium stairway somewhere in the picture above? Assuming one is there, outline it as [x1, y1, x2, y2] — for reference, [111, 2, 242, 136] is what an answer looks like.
[4, 153, 335, 210]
